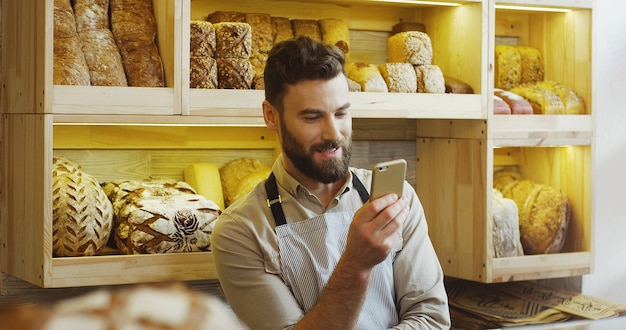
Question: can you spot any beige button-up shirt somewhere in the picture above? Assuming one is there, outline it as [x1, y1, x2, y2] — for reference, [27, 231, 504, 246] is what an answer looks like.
[212, 156, 451, 329]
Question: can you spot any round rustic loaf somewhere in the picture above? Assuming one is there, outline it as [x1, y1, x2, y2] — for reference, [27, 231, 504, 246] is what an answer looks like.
[220, 158, 271, 207]
[52, 156, 113, 257]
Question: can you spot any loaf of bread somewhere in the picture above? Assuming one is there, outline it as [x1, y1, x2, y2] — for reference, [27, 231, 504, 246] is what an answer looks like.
[494, 45, 521, 90]
[494, 89, 533, 114]
[391, 21, 426, 35]
[231, 168, 272, 204]
[271, 16, 294, 44]
[536, 80, 586, 114]
[491, 188, 524, 257]
[291, 19, 322, 41]
[493, 167, 523, 192]
[52, 156, 113, 257]
[415, 64, 445, 93]
[518, 46, 544, 84]
[190, 20, 216, 58]
[345, 62, 388, 92]
[53, 0, 91, 86]
[190, 56, 218, 89]
[214, 22, 252, 59]
[319, 18, 350, 61]
[444, 75, 474, 94]
[110, 0, 165, 87]
[73, 0, 127, 86]
[217, 58, 254, 89]
[510, 84, 565, 114]
[378, 62, 417, 93]
[245, 13, 273, 76]
[347, 77, 362, 92]
[102, 179, 196, 215]
[207, 10, 245, 23]
[494, 95, 512, 114]
[220, 158, 272, 207]
[387, 31, 433, 66]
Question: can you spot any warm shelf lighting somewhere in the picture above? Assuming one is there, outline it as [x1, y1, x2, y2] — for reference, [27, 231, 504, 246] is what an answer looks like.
[495, 4, 572, 13]
[370, 0, 461, 6]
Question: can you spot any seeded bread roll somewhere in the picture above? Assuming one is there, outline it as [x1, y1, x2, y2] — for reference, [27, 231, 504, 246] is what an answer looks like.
[345, 62, 388, 93]
[415, 64, 445, 93]
[494, 45, 521, 90]
[291, 19, 322, 41]
[387, 31, 433, 66]
[110, 0, 165, 87]
[217, 58, 253, 89]
[190, 56, 218, 89]
[378, 62, 417, 93]
[53, 0, 91, 85]
[319, 18, 350, 62]
[190, 20, 216, 58]
[214, 22, 252, 59]
[207, 11, 245, 23]
[271, 16, 294, 44]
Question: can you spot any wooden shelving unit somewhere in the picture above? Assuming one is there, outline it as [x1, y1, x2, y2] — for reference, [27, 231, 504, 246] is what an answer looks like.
[0, 0, 593, 287]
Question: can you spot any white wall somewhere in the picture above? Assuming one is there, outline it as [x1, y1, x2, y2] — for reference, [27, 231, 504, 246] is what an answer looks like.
[583, 0, 626, 305]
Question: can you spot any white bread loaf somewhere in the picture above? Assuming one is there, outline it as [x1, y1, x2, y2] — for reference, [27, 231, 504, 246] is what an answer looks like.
[52, 156, 113, 257]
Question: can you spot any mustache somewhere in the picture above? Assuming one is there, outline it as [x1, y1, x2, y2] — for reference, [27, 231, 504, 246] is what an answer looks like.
[313, 140, 342, 150]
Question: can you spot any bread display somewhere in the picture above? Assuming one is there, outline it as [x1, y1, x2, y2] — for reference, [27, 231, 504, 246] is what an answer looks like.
[378, 62, 417, 93]
[494, 89, 533, 114]
[494, 95, 512, 114]
[444, 75, 474, 94]
[271, 16, 294, 44]
[319, 18, 350, 61]
[346, 62, 388, 92]
[103, 179, 220, 254]
[495, 169, 570, 255]
[110, 0, 165, 87]
[494, 45, 522, 90]
[415, 64, 445, 93]
[291, 19, 322, 41]
[73, 0, 127, 86]
[387, 31, 433, 66]
[491, 189, 524, 257]
[52, 156, 113, 257]
[220, 158, 272, 207]
[53, 0, 91, 85]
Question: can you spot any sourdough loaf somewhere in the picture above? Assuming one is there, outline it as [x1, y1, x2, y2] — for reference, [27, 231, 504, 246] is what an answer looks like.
[345, 62, 388, 92]
[214, 22, 252, 59]
[52, 156, 113, 257]
[378, 62, 417, 93]
[216, 58, 254, 89]
[190, 56, 218, 89]
[190, 20, 216, 58]
[53, 0, 91, 85]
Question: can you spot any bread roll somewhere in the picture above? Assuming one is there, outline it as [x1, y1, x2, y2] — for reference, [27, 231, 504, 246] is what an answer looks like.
[494, 95, 512, 114]
[319, 18, 350, 61]
[494, 45, 521, 90]
[190, 56, 218, 89]
[217, 58, 254, 89]
[518, 46, 544, 84]
[207, 11, 245, 23]
[271, 16, 294, 44]
[53, 0, 91, 85]
[190, 20, 216, 58]
[220, 158, 272, 207]
[444, 75, 474, 94]
[52, 156, 113, 257]
[415, 64, 445, 93]
[291, 19, 322, 41]
[378, 62, 417, 93]
[110, 0, 165, 87]
[387, 31, 433, 66]
[345, 62, 388, 93]
[494, 89, 533, 115]
[214, 22, 252, 59]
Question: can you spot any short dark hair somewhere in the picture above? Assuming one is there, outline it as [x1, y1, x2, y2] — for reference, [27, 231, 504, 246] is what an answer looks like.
[264, 36, 346, 112]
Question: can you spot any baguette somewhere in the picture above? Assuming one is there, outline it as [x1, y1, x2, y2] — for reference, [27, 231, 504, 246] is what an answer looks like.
[53, 0, 91, 85]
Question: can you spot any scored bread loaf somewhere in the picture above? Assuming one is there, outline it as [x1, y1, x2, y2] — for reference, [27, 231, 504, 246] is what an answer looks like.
[493, 167, 524, 192]
[190, 56, 218, 89]
[345, 62, 388, 93]
[217, 58, 254, 89]
[319, 18, 350, 62]
[52, 156, 113, 257]
[415, 64, 445, 93]
[378, 62, 417, 93]
[73, 0, 127, 86]
[387, 31, 433, 66]
[494, 45, 521, 90]
[190, 20, 216, 58]
[110, 0, 165, 87]
[214, 22, 252, 59]
[271, 16, 294, 44]
[53, 0, 91, 85]
[291, 19, 322, 41]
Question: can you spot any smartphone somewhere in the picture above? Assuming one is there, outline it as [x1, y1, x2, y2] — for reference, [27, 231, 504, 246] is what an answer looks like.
[369, 159, 407, 201]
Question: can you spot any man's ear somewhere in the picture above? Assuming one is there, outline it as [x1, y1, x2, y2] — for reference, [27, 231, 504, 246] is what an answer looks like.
[263, 100, 278, 131]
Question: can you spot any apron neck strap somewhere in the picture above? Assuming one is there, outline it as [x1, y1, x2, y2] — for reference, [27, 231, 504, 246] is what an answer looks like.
[265, 171, 369, 227]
